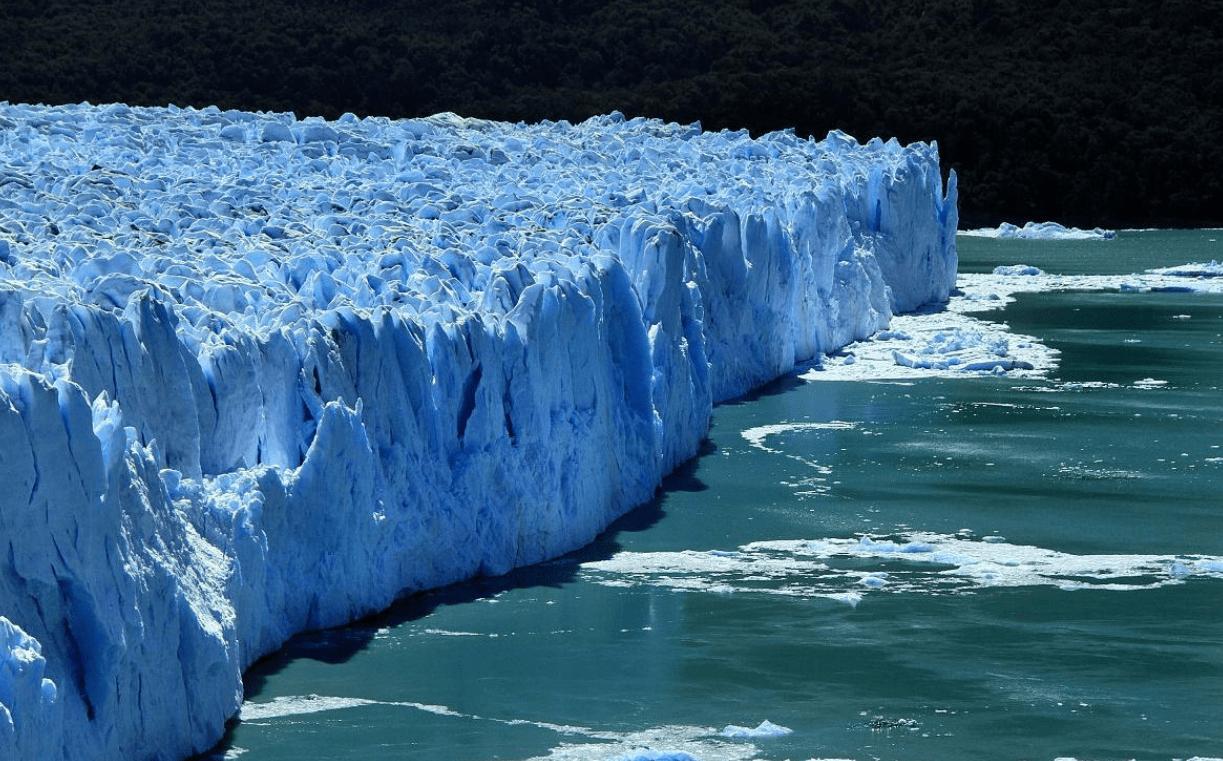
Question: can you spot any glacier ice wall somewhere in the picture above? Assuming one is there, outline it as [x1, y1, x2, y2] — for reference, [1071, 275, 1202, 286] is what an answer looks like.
[0, 103, 956, 760]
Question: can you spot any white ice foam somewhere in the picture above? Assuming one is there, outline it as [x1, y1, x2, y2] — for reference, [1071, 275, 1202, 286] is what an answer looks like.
[239, 694, 462, 721]
[521, 724, 762, 761]
[740, 422, 858, 453]
[238, 691, 784, 761]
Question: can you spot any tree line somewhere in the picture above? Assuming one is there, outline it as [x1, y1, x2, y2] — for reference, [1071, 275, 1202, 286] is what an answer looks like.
[3, 0, 1220, 227]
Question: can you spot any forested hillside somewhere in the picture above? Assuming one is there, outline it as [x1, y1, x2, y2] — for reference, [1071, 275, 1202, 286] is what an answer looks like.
[3, 0, 1219, 227]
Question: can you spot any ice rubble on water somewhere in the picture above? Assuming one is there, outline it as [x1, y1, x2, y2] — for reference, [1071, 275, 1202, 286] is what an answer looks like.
[0, 102, 957, 759]
[805, 307, 1053, 382]
[581, 532, 1223, 599]
[234, 693, 778, 761]
[1147, 260, 1223, 278]
[957, 269, 1223, 311]
[807, 257, 1223, 382]
[719, 721, 793, 739]
[960, 221, 1116, 240]
[992, 264, 1044, 276]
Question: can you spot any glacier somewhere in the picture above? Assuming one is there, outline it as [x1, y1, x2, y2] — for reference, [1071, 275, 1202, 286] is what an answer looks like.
[0, 102, 956, 760]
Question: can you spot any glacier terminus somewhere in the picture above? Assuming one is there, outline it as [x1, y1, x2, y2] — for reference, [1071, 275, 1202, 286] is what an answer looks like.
[0, 103, 957, 760]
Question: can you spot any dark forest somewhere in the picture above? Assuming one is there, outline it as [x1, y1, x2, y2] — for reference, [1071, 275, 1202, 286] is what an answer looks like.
[3, 0, 1220, 227]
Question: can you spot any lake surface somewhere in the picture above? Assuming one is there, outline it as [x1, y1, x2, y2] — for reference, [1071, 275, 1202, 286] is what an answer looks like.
[209, 230, 1223, 761]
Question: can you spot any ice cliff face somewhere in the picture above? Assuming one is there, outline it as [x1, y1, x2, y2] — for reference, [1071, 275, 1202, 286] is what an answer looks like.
[0, 103, 957, 760]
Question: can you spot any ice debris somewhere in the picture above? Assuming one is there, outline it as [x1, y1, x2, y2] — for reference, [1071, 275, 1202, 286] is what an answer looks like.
[719, 720, 793, 739]
[992, 264, 1044, 276]
[961, 221, 1116, 240]
[804, 309, 1052, 382]
[955, 270, 1223, 314]
[581, 533, 1223, 598]
[1146, 260, 1223, 278]
[0, 102, 957, 760]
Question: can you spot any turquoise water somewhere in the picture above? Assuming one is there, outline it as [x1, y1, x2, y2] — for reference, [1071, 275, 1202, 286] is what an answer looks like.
[208, 231, 1223, 761]
[957, 228, 1223, 275]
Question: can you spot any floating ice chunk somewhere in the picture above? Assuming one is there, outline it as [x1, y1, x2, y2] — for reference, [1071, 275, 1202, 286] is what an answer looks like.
[992, 264, 1045, 276]
[889, 327, 1024, 371]
[1146, 260, 1223, 278]
[720, 720, 793, 739]
[807, 304, 1053, 382]
[1133, 378, 1168, 389]
[867, 716, 919, 731]
[961, 221, 1116, 240]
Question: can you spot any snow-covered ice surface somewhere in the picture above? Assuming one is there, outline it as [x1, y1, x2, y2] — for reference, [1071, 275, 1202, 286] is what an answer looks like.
[960, 221, 1116, 240]
[0, 102, 958, 760]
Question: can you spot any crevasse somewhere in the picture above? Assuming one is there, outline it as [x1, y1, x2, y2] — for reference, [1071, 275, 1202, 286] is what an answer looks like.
[0, 103, 957, 760]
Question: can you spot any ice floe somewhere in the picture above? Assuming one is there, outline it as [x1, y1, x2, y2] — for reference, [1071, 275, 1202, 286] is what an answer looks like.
[960, 221, 1116, 240]
[581, 533, 1223, 600]
[804, 309, 1055, 381]
[720, 720, 793, 739]
[807, 259, 1223, 382]
[1147, 261, 1223, 278]
[958, 269, 1223, 314]
[992, 264, 1045, 276]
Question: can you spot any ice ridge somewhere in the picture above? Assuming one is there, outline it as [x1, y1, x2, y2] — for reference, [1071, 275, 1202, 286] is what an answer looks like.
[0, 102, 956, 760]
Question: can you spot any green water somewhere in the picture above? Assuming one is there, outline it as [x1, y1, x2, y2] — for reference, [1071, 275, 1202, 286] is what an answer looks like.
[209, 231, 1223, 761]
